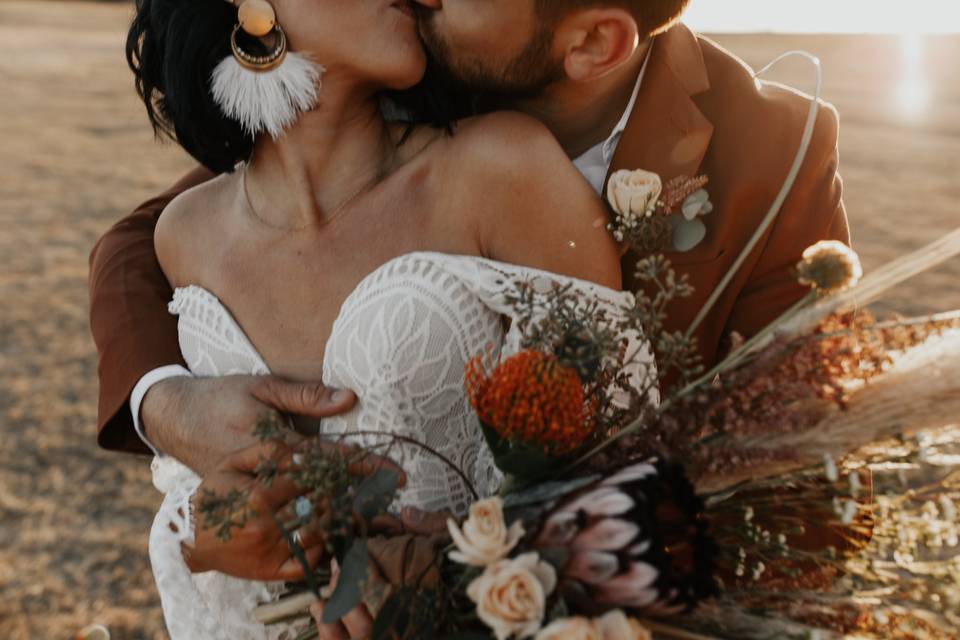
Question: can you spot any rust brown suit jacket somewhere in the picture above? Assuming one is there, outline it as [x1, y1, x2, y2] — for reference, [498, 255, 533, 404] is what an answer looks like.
[88, 24, 850, 454]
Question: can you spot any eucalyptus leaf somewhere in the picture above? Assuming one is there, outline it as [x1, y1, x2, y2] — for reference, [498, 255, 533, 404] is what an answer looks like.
[672, 218, 707, 252]
[502, 504, 548, 530]
[322, 540, 369, 624]
[354, 468, 400, 524]
[480, 422, 510, 457]
[494, 446, 567, 481]
[502, 475, 599, 509]
[372, 588, 414, 640]
[536, 546, 571, 573]
[546, 595, 570, 623]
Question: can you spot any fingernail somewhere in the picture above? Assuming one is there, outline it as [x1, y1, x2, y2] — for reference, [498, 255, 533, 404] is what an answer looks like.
[402, 506, 423, 522]
[331, 389, 351, 404]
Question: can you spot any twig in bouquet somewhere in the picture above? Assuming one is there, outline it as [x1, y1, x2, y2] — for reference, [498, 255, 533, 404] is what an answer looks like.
[346, 430, 480, 501]
[668, 290, 818, 411]
[686, 50, 823, 337]
[810, 309, 960, 342]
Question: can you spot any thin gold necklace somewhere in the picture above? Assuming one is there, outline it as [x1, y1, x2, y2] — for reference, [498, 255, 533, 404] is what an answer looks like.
[240, 142, 397, 233]
[240, 164, 312, 232]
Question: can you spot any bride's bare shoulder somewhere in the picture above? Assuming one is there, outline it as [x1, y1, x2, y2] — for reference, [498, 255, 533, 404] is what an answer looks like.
[435, 112, 596, 207]
[155, 171, 237, 286]
[445, 112, 568, 167]
[433, 113, 620, 288]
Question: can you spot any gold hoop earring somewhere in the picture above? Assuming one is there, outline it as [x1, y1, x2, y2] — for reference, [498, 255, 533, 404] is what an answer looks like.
[230, 0, 287, 71]
[213, 0, 325, 138]
[230, 24, 287, 71]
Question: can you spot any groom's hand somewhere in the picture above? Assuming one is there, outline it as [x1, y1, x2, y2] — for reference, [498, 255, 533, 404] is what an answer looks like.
[141, 375, 357, 475]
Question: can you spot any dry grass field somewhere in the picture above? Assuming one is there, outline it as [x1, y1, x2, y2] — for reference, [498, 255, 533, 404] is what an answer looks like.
[0, 2, 957, 638]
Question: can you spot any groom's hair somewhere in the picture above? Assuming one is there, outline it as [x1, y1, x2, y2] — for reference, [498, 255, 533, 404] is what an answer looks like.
[535, 0, 690, 37]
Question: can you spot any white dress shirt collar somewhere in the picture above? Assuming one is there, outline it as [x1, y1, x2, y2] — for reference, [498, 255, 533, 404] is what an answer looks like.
[573, 47, 653, 194]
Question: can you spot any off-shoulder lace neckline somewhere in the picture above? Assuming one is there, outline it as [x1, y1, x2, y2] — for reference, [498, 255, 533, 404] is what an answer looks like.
[172, 251, 629, 374]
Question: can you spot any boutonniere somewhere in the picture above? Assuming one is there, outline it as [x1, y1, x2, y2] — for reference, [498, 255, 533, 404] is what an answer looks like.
[606, 170, 712, 253]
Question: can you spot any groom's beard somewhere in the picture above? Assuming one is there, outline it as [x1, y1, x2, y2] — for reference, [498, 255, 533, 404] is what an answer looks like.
[417, 13, 565, 101]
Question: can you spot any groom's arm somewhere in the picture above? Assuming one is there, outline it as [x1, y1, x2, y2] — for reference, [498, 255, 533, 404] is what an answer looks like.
[89, 167, 214, 454]
[90, 167, 359, 469]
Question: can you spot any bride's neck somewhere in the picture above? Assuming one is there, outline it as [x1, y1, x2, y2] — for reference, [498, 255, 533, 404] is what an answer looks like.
[245, 77, 398, 229]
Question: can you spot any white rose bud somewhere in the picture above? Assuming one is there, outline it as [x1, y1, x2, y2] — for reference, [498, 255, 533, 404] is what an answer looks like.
[535, 617, 600, 640]
[448, 497, 525, 567]
[468, 553, 557, 640]
[606, 169, 663, 218]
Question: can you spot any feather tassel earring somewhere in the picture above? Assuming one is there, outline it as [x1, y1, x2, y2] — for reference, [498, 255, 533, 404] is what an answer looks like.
[211, 0, 324, 139]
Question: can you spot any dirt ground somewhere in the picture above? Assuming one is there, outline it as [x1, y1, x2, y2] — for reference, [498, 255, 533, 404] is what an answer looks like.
[0, 2, 957, 638]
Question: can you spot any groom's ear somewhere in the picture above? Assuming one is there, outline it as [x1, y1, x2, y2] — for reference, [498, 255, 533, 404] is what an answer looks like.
[556, 8, 640, 82]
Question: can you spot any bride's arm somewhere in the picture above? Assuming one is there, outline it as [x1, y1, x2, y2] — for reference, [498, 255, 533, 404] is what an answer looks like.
[446, 112, 622, 290]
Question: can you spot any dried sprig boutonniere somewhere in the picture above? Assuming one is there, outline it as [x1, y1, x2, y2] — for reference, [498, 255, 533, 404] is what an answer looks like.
[606, 169, 712, 253]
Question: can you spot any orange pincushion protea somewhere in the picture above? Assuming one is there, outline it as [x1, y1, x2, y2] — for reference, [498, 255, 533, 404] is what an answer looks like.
[465, 350, 595, 454]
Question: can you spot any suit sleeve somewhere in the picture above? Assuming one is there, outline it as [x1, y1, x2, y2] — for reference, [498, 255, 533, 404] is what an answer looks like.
[88, 166, 215, 454]
[725, 102, 850, 340]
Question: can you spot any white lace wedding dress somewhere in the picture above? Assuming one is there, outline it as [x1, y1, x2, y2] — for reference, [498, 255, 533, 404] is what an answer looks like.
[148, 251, 655, 639]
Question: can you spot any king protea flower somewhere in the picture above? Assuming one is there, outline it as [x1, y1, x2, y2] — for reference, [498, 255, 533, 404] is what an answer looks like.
[528, 460, 716, 616]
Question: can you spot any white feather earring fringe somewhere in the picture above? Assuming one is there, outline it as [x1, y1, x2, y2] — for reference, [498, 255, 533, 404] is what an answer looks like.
[211, 53, 324, 140]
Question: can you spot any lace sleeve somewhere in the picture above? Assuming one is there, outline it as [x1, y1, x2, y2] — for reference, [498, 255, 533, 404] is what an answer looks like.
[432, 254, 660, 407]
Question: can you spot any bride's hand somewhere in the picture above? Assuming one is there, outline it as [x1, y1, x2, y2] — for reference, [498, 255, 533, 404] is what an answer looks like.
[183, 441, 327, 581]
[182, 440, 405, 581]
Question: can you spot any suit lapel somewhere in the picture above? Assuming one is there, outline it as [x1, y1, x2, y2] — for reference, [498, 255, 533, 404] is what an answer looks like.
[605, 24, 714, 192]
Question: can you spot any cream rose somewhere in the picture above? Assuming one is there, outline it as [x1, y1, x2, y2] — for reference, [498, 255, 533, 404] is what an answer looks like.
[606, 169, 663, 218]
[594, 610, 653, 640]
[467, 553, 557, 640]
[448, 497, 524, 567]
[534, 611, 652, 640]
[535, 616, 600, 640]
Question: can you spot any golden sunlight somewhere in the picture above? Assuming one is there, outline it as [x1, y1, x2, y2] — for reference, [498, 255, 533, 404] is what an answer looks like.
[685, 0, 960, 34]
[896, 34, 932, 119]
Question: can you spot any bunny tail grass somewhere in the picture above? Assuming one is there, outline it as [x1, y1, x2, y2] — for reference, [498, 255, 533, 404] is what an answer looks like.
[783, 227, 960, 338]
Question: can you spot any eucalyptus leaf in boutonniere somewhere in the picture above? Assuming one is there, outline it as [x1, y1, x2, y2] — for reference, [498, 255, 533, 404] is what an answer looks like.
[606, 170, 712, 254]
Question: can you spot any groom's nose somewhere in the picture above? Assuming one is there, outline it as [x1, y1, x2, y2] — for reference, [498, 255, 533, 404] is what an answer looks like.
[412, 0, 441, 8]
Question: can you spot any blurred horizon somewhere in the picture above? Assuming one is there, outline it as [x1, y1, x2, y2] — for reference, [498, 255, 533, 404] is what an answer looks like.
[685, 0, 960, 34]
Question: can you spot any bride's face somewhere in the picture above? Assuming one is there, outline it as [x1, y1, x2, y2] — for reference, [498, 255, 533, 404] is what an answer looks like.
[274, 0, 426, 91]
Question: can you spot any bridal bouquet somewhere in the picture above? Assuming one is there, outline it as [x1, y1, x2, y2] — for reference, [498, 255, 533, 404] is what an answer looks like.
[200, 167, 960, 638]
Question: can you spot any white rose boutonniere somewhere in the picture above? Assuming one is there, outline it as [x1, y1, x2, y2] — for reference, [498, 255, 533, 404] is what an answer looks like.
[448, 496, 525, 567]
[606, 171, 712, 253]
[467, 552, 557, 640]
[607, 169, 663, 222]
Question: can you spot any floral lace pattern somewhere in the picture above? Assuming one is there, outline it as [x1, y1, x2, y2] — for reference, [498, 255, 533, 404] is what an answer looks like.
[148, 252, 654, 639]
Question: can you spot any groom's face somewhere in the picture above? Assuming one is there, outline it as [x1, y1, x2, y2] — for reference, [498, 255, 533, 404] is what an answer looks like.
[413, 0, 566, 98]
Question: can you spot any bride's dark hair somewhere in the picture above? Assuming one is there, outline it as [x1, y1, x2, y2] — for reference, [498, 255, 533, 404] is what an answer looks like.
[126, 0, 475, 173]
